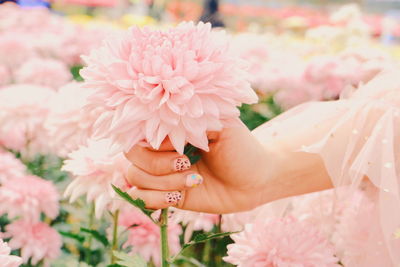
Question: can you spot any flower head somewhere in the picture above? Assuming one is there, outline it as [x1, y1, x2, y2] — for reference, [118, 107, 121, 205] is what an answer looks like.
[0, 238, 22, 267]
[119, 207, 182, 266]
[81, 22, 257, 154]
[0, 84, 54, 154]
[15, 58, 71, 89]
[0, 175, 59, 221]
[3, 220, 62, 266]
[62, 139, 130, 217]
[0, 150, 26, 183]
[224, 217, 340, 267]
[45, 82, 101, 157]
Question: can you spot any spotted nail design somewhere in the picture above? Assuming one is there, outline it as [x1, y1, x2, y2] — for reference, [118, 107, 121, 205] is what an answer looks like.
[165, 191, 182, 204]
[186, 173, 203, 188]
[173, 158, 191, 172]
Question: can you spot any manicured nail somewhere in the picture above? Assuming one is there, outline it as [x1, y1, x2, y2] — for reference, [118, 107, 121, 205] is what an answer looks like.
[173, 157, 191, 172]
[165, 191, 182, 204]
[185, 173, 203, 188]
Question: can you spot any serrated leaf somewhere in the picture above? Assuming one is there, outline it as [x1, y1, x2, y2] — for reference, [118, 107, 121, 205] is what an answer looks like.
[80, 227, 109, 247]
[59, 231, 85, 243]
[182, 232, 237, 250]
[112, 185, 155, 222]
[113, 251, 147, 267]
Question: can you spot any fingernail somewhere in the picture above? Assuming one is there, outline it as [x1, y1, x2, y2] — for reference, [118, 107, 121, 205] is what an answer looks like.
[165, 191, 182, 204]
[172, 157, 191, 172]
[185, 173, 203, 188]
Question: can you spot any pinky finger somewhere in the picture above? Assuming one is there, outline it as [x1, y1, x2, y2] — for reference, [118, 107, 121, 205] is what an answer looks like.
[126, 187, 185, 210]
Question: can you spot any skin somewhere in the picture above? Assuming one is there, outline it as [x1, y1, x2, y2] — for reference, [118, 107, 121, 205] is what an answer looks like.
[124, 121, 334, 214]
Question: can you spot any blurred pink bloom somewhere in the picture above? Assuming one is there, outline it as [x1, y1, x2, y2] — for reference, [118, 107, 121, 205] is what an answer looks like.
[0, 65, 11, 86]
[55, 0, 118, 7]
[0, 33, 35, 69]
[119, 207, 182, 266]
[62, 139, 130, 217]
[289, 189, 347, 239]
[0, 175, 59, 221]
[0, 84, 54, 155]
[81, 22, 257, 155]
[3, 220, 61, 266]
[224, 217, 340, 267]
[0, 238, 22, 267]
[332, 190, 393, 267]
[45, 82, 101, 157]
[172, 209, 219, 232]
[15, 58, 71, 89]
[0, 150, 26, 183]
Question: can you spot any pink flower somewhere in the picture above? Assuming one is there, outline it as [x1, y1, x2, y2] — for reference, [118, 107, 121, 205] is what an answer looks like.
[0, 65, 11, 86]
[57, 0, 118, 7]
[3, 220, 62, 266]
[0, 84, 54, 155]
[0, 150, 26, 183]
[45, 82, 102, 157]
[0, 175, 59, 221]
[81, 22, 257, 155]
[0, 238, 22, 267]
[332, 190, 393, 267]
[62, 139, 130, 217]
[0, 33, 35, 69]
[224, 217, 340, 267]
[290, 189, 345, 239]
[15, 58, 71, 89]
[172, 209, 219, 232]
[119, 207, 182, 266]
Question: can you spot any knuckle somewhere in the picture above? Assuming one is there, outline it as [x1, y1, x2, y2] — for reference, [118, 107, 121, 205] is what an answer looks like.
[126, 165, 140, 185]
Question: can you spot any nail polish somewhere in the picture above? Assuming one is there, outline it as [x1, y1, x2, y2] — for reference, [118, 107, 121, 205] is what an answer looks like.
[173, 157, 191, 171]
[165, 191, 182, 204]
[185, 173, 203, 188]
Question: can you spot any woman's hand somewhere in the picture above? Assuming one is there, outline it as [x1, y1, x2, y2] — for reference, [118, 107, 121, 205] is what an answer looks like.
[124, 120, 334, 214]
[124, 123, 274, 214]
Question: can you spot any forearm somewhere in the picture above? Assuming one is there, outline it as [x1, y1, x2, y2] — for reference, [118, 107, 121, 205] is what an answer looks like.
[256, 118, 336, 205]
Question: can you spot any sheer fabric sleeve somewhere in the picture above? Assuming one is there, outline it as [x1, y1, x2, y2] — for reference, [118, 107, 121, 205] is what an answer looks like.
[252, 70, 400, 265]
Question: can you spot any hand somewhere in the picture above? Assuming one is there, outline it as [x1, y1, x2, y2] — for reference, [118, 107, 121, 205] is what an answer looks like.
[124, 123, 273, 214]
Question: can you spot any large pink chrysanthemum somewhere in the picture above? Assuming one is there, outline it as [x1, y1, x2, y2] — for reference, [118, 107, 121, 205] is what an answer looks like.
[224, 217, 340, 267]
[81, 22, 257, 154]
[62, 139, 130, 217]
[15, 58, 71, 89]
[0, 175, 59, 221]
[119, 207, 182, 266]
[0, 150, 26, 183]
[0, 84, 54, 155]
[3, 220, 62, 266]
[45, 82, 102, 157]
[0, 238, 22, 267]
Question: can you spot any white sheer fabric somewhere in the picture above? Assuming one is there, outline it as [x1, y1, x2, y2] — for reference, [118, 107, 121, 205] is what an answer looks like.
[252, 70, 400, 267]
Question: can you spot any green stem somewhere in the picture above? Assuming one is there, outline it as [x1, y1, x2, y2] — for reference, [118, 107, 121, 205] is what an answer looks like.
[85, 203, 95, 264]
[111, 210, 120, 264]
[160, 208, 170, 267]
[202, 239, 211, 265]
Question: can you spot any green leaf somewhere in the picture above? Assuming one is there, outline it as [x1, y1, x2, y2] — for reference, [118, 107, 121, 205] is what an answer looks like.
[107, 264, 124, 267]
[111, 185, 155, 222]
[184, 144, 201, 164]
[113, 251, 147, 267]
[80, 227, 109, 247]
[182, 232, 237, 250]
[171, 231, 238, 263]
[70, 65, 84, 82]
[59, 231, 85, 243]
